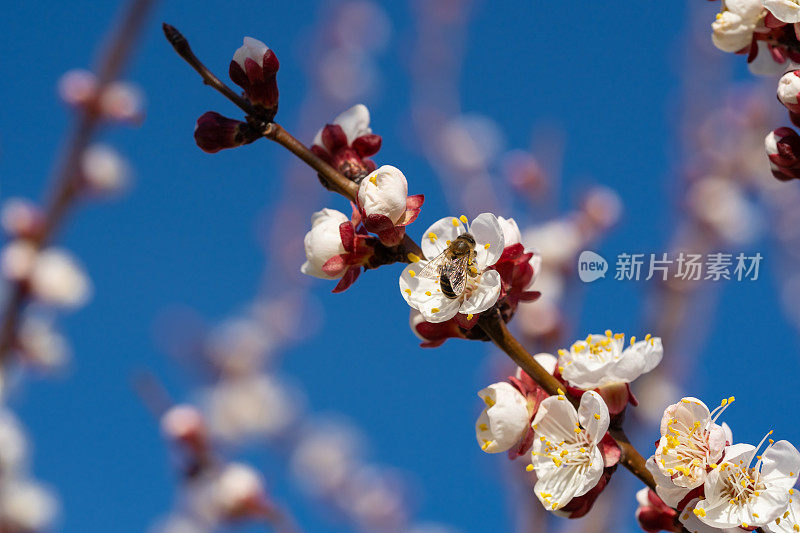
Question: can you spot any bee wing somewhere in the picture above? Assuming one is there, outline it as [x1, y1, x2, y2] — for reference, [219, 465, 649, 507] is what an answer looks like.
[443, 255, 470, 296]
[417, 250, 449, 280]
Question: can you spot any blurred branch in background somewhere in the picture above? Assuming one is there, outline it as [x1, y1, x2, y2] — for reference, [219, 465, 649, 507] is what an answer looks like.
[0, 0, 156, 529]
[150, 3, 459, 532]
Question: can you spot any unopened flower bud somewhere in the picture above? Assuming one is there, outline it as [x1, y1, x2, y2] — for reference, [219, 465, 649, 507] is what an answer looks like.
[311, 104, 381, 180]
[778, 70, 800, 113]
[1, 199, 44, 239]
[766, 127, 800, 181]
[358, 165, 408, 223]
[81, 144, 129, 195]
[99, 81, 144, 122]
[194, 112, 257, 154]
[29, 249, 91, 308]
[0, 240, 38, 282]
[475, 382, 530, 454]
[161, 404, 207, 450]
[300, 209, 349, 280]
[214, 463, 268, 519]
[57, 69, 97, 107]
[229, 37, 280, 117]
[18, 318, 70, 371]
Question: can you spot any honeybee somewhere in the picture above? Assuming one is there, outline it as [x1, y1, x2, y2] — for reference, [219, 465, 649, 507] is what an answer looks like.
[417, 233, 478, 298]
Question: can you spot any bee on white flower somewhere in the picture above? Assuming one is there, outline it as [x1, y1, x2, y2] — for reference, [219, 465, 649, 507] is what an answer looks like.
[399, 213, 505, 323]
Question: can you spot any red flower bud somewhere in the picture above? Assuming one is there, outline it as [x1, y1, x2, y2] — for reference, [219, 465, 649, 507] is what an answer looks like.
[194, 112, 257, 153]
[229, 37, 279, 118]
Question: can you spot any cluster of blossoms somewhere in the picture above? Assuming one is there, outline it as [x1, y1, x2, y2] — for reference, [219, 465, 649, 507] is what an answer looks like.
[707, 0, 800, 181]
[152, 296, 455, 532]
[300, 110, 425, 291]
[474, 331, 663, 517]
[638, 396, 800, 532]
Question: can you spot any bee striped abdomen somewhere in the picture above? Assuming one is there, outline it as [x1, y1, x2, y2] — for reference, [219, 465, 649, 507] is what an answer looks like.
[440, 273, 457, 299]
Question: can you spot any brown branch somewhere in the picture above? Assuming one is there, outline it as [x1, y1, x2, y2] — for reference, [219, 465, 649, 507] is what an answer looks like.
[477, 308, 656, 492]
[165, 20, 656, 494]
[0, 0, 158, 361]
[162, 23, 263, 120]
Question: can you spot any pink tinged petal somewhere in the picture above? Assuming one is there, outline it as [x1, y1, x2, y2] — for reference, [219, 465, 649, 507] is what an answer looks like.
[598, 434, 621, 467]
[339, 221, 355, 253]
[321, 255, 347, 277]
[577, 391, 610, 445]
[332, 267, 360, 293]
[321, 124, 348, 153]
[460, 270, 501, 315]
[405, 194, 425, 210]
[420, 217, 465, 259]
[352, 134, 381, 157]
[761, 440, 800, 488]
[597, 383, 632, 416]
[469, 213, 505, 268]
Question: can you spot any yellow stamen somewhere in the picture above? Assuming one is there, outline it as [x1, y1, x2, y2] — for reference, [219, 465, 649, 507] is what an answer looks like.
[407, 252, 421, 263]
[459, 215, 468, 224]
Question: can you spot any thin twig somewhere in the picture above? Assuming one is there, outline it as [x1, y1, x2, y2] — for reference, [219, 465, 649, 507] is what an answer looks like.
[165, 20, 656, 494]
[0, 0, 158, 362]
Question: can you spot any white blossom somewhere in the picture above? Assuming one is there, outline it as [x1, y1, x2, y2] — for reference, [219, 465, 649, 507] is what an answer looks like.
[764, 0, 800, 23]
[712, 0, 763, 52]
[0, 240, 38, 282]
[399, 213, 505, 323]
[313, 104, 372, 147]
[693, 439, 800, 529]
[653, 397, 732, 490]
[29, 249, 91, 308]
[214, 463, 266, 518]
[82, 144, 129, 194]
[530, 391, 609, 511]
[358, 165, 408, 223]
[232, 37, 269, 69]
[556, 331, 663, 390]
[17, 317, 70, 370]
[475, 382, 529, 454]
[301, 208, 349, 280]
[98, 81, 143, 122]
[205, 375, 299, 442]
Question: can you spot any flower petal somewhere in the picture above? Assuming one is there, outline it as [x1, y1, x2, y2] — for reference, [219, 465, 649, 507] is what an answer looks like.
[334, 103, 371, 144]
[577, 391, 609, 445]
[420, 217, 465, 260]
[469, 213, 505, 268]
[460, 270, 501, 315]
[761, 440, 800, 489]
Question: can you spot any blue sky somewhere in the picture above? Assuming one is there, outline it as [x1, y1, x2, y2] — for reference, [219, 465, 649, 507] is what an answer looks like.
[1, 1, 798, 532]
